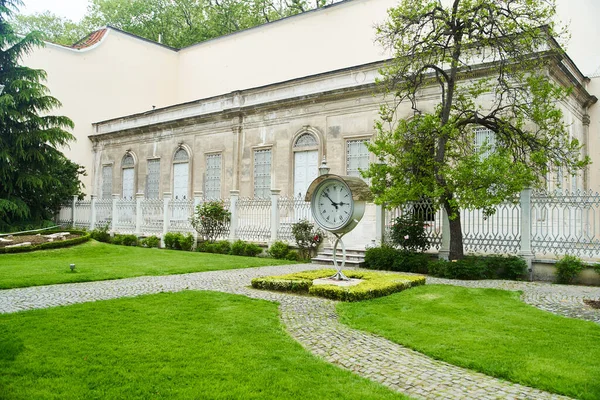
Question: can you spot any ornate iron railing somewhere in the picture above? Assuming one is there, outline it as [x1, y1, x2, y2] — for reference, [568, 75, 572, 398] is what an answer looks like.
[56, 203, 73, 226]
[532, 189, 600, 258]
[140, 199, 163, 235]
[115, 199, 136, 233]
[95, 199, 113, 228]
[73, 200, 91, 229]
[277, 196, 313, 242]
[385, 201, 443, 250]
[461, 203, 521, 255]
[169, 199, 194, 233]
[236, 197, 270, 242]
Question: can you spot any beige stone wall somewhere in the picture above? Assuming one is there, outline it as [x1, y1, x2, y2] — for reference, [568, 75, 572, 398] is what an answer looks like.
[20, 30, 179, 191]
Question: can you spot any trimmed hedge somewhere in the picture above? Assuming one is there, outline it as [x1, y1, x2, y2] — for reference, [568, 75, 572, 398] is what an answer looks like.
[251, 269, 426, 302]
[0, 230, 90, 254]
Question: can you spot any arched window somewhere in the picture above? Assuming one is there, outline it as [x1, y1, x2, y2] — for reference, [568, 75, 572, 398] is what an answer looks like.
[121, 153, 135, 200]
[172, 147, 190, 200]
[293, 133, 318, 149]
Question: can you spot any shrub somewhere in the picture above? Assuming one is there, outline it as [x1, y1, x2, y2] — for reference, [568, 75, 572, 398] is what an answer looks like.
[89, 223, 110, 243]
[555, 255, 585, 284]
[428, 259, 449, 277]
[392, 251, 430, 274]
[110, 234, 123, 245]
[389, 215, 430, 252]
[251, 269, 426, 302]
[140, 235, 160, 248]
[0, 231, 90, 254]
[163, 232, 194, 251]
[190, 201, 230, 243]
[230, 240, 263, 257]
[291, 220, 324, 259]
[285, 250, 300, 261]
[198, 240, 231, 254]
[268, 241, 290, 259]
[121, 234, 139, 247]
[484, 255, 526, 280]
[364, 246, 399, 270]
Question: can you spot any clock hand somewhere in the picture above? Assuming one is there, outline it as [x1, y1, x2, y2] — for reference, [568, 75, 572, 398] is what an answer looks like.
[323, 192, 339, 209]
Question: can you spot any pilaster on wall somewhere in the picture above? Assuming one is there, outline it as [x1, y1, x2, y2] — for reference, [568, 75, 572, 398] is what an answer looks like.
[231, 115, 243, 192]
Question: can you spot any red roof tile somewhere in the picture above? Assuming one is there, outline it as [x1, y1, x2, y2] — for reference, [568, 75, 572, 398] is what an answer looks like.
[71, 28, 107, 50]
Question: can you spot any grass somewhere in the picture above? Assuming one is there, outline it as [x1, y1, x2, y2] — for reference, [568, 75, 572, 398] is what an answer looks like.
[337, 284, 600, 400]
[0, 240, 294, 289]
[0, 291, 408, 400]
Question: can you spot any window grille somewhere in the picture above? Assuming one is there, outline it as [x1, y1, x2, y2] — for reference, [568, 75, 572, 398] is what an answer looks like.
[146, 159, 160, 199]
[174, 148, 189, 162]
[346, 139, 370, 177]
[101, 165, 112, 199]
[205, 153, 222, 200]
[293, 133, 318, 148]
[122, 154, 134, 167]
[254, 149, 271, 198]
[474, 127, 496, 159]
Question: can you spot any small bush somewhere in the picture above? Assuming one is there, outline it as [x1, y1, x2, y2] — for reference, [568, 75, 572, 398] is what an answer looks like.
[163, 232, 180, 250]
[285, 250, 300, 261]
[389, 215, 430, 252]
[190, 201, 230, 242]
[484, 255, 526, 280]
[364, 246, 399, 270]
[392, 251, 430, 274]
[140, 235, 160, 248]
[291, 220, 324, 259]
[268, 241, 290, 259]
[428, 259, 449, 277]
[230, 240, 263, 257]
[178, 233, 195, 251]
[198, 240, 231, 254]
[111, 234, 123, 245]
[555, 255, 585, 284]
[121, 234, 139, 247]
[89, 224, 111, 243]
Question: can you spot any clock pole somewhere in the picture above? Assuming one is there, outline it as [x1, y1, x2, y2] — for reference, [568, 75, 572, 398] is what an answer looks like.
[331, 232, 349, 280]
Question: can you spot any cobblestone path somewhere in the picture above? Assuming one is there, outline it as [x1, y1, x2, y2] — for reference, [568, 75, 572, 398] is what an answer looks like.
[2, 265, 597, 399]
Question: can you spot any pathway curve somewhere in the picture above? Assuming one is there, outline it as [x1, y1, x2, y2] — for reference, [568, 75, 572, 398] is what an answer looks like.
[1, 266, 598, 399]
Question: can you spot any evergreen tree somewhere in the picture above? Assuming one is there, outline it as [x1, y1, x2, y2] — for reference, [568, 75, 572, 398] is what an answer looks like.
[0, 0, 84, 231]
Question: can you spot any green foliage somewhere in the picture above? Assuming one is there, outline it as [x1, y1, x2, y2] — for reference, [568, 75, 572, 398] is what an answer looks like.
[389, 215, 430, 252]
[291, 219, 324, 259]
[111, 234, 138, 246]
[11, 11, 90, 45]
[89, 224, 111, 243]
[267, 240, 290, 259]
[364, 245, 399, 270]
[231, 240, 263, 257]
[197, 240, 231, 254]
[252, 269, 426, 302]
[285, 250, 300, 262]
[555, 255, 585, 284]
[163, 232, 194, 251]
[366, 0, 586, 260]
[139, 235, 160, 248]
[190, 201, 230, 243]
[0, 1, 85, 230]
[428, 256, 526, 280]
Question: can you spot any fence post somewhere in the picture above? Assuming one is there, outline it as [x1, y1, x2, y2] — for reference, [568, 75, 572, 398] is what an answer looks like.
[193, 191, 203, 244]
[375, 203, 385, 245]
[135, 193, 144, 236]
[162, 192, 171, 248]
[229, 190, 239, 241]
[111, 194, 119, 234]
[518, 187, 535, 280]
[439, 208, 450, 260]
[90, 195, 97, 230]
[71, 195, 77, 227]
[270, 189, 281, 243]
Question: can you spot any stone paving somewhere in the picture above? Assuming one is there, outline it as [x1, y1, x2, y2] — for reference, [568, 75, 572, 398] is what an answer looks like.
[1, 265, 598, 399]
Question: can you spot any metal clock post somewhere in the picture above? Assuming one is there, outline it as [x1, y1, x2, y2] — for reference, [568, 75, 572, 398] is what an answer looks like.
[305, 173, 373, 281]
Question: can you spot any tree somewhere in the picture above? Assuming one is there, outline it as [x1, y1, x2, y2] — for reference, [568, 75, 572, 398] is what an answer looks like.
[365, 0, 588, 259]
[11, 11, 90, 45]
[0, 0, 85, 230]
[13, 0, 343, 49]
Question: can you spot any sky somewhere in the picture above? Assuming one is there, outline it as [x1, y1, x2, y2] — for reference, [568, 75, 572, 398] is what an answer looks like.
[17, 0, 600, 75]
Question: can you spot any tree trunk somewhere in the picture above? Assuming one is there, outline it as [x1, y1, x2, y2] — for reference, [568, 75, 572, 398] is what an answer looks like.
[443, 201, 464, 260]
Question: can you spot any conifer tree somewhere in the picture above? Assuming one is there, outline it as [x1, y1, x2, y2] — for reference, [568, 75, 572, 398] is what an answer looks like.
[0, 0, 84, 230]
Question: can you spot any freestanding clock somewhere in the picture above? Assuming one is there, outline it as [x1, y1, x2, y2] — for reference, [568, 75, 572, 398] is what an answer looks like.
[305, 174, 373, 280]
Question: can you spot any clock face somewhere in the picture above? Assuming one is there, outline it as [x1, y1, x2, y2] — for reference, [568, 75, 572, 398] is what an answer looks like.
[311, 179, 354, 231]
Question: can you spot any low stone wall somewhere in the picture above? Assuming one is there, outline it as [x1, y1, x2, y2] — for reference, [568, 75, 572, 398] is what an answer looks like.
[532, 259, 600, 286]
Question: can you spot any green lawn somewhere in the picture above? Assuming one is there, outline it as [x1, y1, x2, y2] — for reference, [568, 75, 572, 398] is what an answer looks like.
[0, 291, 407, 400]
[338, 284, 600, 400]
[0, 240, 294, 289]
